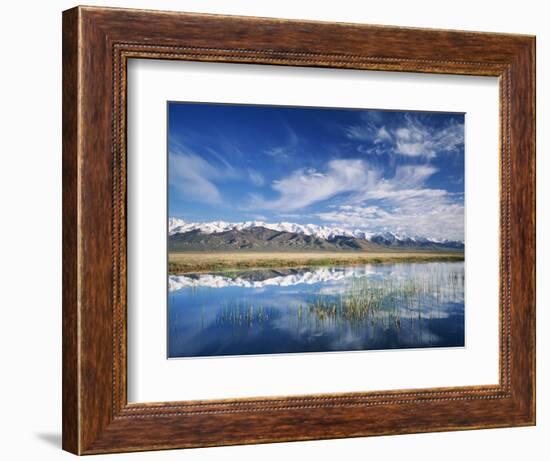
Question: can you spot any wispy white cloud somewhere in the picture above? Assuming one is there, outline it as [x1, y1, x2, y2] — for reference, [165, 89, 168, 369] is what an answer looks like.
[318, 201, 464, 241]
[247, 160, 442, 211]
[315, 163, 464, 240]
[205, 147, 238, 172]
[346, 121, 391, 145]
[377, 126, 392, 143]
[248, 159, 370, 211]
[169, 140, 241, 205]
[350, 165, 447, 204]
[346, 113, 464, 158]
[247, 169, 265, 187]
[169, 152, 223, 204]
[247, 158, 463, 240]
[264, 124, 299, 160]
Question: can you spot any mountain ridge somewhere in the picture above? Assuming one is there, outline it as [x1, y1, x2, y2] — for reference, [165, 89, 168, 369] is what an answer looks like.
[168, 218, 464, 252]
[169, 218, 464, 246]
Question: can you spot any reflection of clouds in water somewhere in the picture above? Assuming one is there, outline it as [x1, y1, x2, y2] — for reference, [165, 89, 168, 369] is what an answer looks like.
[324, 326, 442, 351]
[264, 301, 446, 351]
[169, 261, 464, 292]
[168, 261, 464, 357]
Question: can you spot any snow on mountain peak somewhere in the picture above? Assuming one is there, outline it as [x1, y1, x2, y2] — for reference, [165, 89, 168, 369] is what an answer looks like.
[167, 217, 465, 246]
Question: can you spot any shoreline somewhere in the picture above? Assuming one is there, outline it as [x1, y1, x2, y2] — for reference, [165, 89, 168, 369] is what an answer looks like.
[168, 251, 465, 274]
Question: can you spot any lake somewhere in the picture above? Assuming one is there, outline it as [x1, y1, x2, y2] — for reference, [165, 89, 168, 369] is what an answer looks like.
[168, 261, 464, 358]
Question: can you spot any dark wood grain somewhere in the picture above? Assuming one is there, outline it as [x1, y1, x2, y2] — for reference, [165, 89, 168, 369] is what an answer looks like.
[62, 5, 536, 455]
[62, 7, 79, 454]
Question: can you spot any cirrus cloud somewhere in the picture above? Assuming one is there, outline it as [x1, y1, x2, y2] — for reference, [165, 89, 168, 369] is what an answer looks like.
[247, 158, 463, 240]
[346, 113, 464, 158]
[248, 159, 371, 211]
[248, 159, 443, 210]
[317, 200, 464, 241]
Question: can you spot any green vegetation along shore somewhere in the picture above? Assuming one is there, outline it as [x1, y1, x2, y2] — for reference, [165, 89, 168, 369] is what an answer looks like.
[168, 251, 465, 274]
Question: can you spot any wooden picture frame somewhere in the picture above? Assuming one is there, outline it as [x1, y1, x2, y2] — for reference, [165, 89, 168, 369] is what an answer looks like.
[62, 5, 535, 455]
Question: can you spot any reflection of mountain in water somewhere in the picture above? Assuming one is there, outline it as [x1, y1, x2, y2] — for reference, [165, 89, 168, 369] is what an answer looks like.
[168, 262, 465, 299]
[169, 266, 368, 291]
[168, 261, 466, 357]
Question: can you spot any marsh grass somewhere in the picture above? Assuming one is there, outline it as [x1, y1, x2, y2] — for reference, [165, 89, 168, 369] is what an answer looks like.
[216, 301, 276, 327]
[305, 268, 464, 329]
[211, 266, 464, 331]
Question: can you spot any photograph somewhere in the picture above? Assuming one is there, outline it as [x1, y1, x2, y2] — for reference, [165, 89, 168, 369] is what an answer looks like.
[2, 1, 536, 457]
[167, 102, 466, 358]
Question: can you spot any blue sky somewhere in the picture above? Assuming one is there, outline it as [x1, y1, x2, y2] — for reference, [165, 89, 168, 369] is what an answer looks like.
[168, 102, 464, 241]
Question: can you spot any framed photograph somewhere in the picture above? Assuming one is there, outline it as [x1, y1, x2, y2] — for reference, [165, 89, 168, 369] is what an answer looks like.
[62, 6, 535, 455]
[166, 102, 466, 359]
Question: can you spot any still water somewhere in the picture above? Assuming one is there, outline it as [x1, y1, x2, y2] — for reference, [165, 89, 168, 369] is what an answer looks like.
[168, 261, 464, 358]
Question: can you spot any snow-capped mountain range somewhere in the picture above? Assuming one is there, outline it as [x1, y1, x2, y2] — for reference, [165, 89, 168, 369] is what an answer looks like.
[168, 217, 463, 247]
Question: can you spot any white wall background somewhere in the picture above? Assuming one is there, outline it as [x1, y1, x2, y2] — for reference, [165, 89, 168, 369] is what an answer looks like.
[0, 1, 546, 459]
